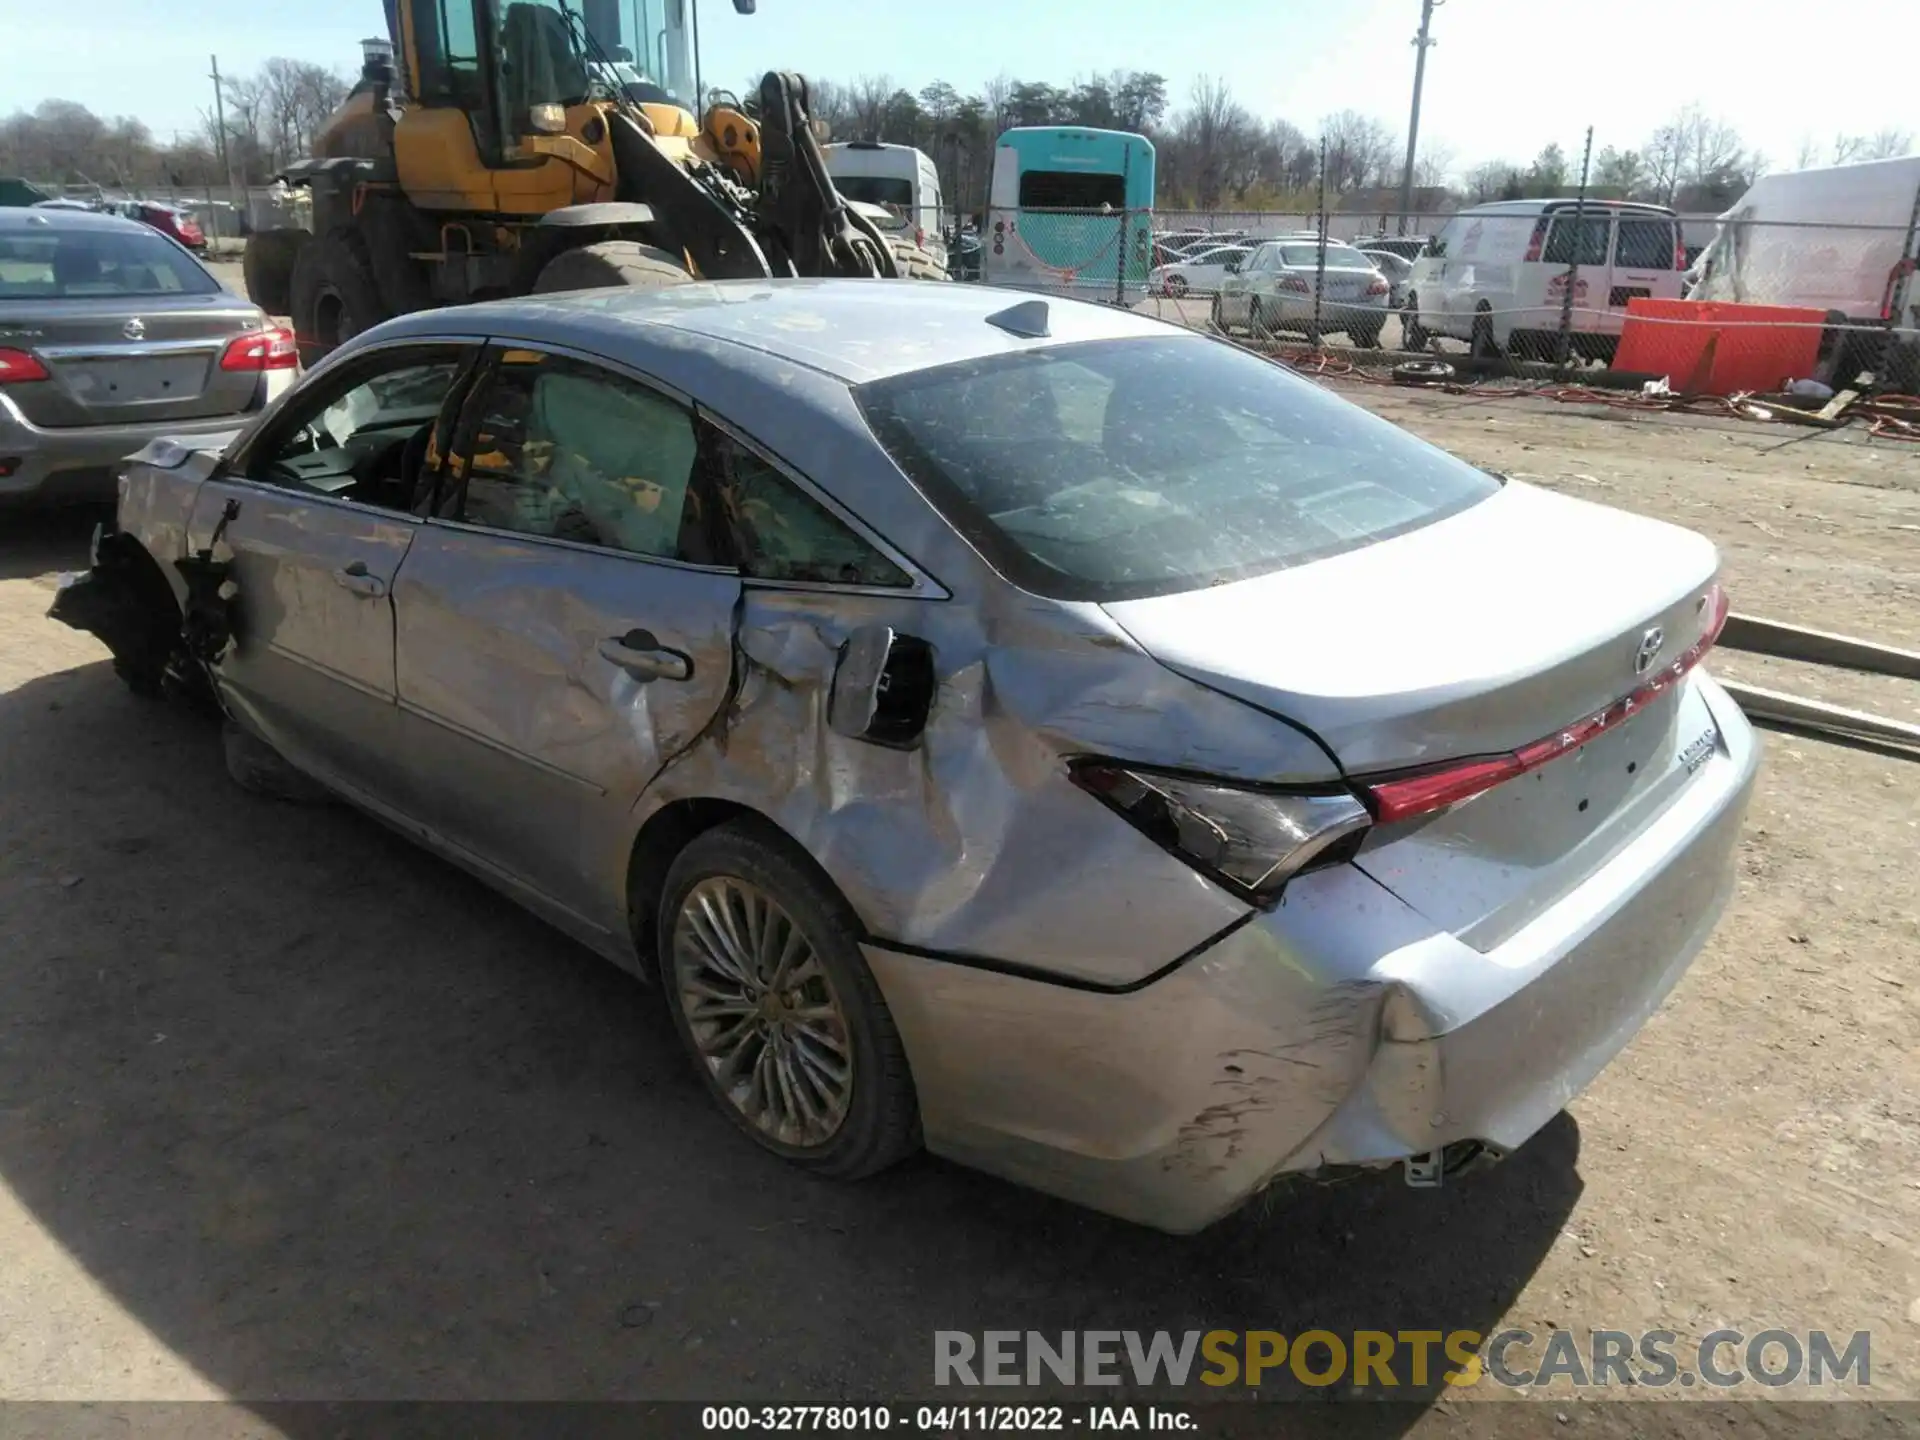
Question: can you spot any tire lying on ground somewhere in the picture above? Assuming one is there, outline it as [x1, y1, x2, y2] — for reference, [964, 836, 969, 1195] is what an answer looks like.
[531, 240, 694, 295]
[289, 228, 390, 369]
[241, 228, 308, 317]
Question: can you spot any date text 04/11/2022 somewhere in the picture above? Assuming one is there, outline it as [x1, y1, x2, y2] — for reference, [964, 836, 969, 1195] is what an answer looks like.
[699, 1405, 1198, 1431]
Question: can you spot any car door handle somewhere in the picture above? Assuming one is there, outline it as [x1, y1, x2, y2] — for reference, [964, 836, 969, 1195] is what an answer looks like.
[333, 562, 386, 599]
[598, 630, 692, 682]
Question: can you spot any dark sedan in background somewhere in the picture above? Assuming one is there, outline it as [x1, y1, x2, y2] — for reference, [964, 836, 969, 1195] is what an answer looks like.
[0, 207, 292, 506]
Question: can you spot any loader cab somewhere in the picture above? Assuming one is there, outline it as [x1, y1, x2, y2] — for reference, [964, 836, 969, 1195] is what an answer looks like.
[394, 0, 627, 213]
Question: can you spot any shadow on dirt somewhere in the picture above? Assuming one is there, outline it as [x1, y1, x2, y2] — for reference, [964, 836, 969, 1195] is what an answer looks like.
[0, 660, 1580, 1430]
[0, 503, 110, 583]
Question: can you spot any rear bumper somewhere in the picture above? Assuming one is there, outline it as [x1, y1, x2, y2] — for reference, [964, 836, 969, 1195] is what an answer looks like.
[0, 393, 272, 506]
[1263, 296, 1390, 333]
[867, 675, 1758, 1234]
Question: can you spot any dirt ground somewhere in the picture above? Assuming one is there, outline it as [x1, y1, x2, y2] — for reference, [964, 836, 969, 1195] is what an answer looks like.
[2, 312, 1918, 1432]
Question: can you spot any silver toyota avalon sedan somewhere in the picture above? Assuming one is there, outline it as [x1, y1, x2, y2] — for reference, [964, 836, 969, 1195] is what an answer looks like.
[53, 280, 1758, 1233]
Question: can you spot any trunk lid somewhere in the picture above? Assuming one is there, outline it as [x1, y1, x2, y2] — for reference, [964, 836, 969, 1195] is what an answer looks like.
[0, 293, 266, 428]
[1100, 482, 1719, 775]
[1102, 482, 1728, 952]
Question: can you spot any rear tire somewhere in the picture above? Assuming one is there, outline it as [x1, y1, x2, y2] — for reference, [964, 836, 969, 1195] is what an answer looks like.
[657, 820, 921, 1181]
[289, 228, 390, 369]
[241, 228, 307, 317]
[1349, 322, 1384, 350]
[531, 240, 694, 295]
[1470, 306, 1499, 360]
[1401, 294, 1429, 351]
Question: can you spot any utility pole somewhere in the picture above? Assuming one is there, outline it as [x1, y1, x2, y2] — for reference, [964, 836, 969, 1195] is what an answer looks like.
[1395, 0, 1444, 235]
[209, 54, 237, 234]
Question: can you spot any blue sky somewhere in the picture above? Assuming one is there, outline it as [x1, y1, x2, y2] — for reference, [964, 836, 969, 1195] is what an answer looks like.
[9, 0, 1914, 175]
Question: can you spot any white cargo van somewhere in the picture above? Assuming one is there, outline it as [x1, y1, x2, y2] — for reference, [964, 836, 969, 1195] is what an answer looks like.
[1406, 199, 1686, 361]
[823, 141, 947, 270]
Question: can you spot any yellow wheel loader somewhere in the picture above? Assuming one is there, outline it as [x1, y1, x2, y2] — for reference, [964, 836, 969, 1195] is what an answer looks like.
[243, 0, 945, 365]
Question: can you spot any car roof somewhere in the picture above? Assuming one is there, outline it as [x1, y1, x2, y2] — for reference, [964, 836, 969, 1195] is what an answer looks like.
[377, 278, 1182, 384]
[0, 205, 159, 236]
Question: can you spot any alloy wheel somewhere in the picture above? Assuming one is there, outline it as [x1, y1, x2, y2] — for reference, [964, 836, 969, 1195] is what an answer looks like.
[671, 876, 854, 1149]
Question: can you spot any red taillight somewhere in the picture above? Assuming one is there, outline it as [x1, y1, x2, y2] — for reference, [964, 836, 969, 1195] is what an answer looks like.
[1523, 216, 1549, 263]
[1363, 583, 1730, 825]
[220, 326, 298, 372]
[1366, 276, 1390, 296]
[0, 347, 50, 384]
[1279, 275, 1310, 293]
[1673, 229, 1686, 270]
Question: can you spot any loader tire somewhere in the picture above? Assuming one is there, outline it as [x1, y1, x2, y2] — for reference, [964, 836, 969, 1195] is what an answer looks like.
[531, 241, 693, 295]
[887, 236, 949, 281]
[289, 228, 390, 368]
[242, 228, 308, 317]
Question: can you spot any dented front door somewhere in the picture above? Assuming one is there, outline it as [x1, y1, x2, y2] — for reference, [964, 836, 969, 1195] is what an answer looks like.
[187, 480, 418, 798]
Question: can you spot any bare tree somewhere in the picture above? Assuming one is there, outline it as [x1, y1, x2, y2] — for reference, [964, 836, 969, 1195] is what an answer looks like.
[1830, 128, 1917, 163]
[1413, 141, 1455, 190]
[845, 75, 895, 141]
[1460, 159, 1518, 204]
[1318, 110, 1394, 192]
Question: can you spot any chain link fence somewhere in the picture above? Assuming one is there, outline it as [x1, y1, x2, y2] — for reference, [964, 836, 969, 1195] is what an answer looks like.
[960, 205, 1919, 396]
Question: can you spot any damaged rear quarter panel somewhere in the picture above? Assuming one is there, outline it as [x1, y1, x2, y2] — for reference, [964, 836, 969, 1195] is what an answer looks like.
[639, 577, 1342, 988]
[615, 356, 1349, 989]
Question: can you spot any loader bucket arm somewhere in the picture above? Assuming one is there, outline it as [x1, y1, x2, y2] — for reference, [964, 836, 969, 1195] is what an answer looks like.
[753, 71, 900, 279]
[607, 110, 773, 280]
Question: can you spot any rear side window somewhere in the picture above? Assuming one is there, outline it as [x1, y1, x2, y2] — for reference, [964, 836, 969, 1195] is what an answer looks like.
[1543, 213, 1611, 267]
[1615, 217, 1677, 270]
[711, 435, 912, 588]
[0, 227, 217, 299]
[857, 336, 1500, 602]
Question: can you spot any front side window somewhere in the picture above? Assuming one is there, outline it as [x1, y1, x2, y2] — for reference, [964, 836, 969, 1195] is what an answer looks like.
[0, 227, 218, 299]
[413, 0, 484, 107]
[247, 348, 470, 508]
[857, 336, 1500, 602]
[445, 351, 701, 560]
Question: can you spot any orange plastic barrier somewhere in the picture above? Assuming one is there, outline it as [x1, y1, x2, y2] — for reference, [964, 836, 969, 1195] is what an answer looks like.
[1614, 298, 1827, 396]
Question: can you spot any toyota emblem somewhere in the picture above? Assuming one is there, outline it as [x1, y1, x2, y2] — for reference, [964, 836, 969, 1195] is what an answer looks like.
[1633, 626, 1666, 676]
[122, 317, 146, 340]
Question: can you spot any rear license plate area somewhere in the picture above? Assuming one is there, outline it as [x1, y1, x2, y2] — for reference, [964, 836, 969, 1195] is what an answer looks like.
[1609, 286, 1652, 308]
[66, 355, 210, 403]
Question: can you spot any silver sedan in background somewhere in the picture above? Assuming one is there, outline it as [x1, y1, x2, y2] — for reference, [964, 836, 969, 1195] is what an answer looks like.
[1214, 238, 1394, 346]
[0, 207, 293, 506]
[53, 281, 1757, 1233]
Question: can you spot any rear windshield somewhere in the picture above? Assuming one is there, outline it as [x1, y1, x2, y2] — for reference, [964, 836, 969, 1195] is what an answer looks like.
[1017, 170, 1126, 210]
[0, 226, 217, 299]
[1278, 243, 1370, 268]
[834, 175, 915, 212]
[856, 335, 1500, 601]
